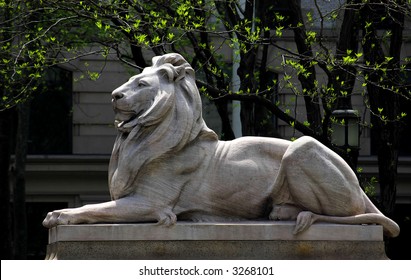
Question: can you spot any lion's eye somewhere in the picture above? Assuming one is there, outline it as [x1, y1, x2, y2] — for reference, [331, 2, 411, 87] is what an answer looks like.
[137, 80, 149, 87]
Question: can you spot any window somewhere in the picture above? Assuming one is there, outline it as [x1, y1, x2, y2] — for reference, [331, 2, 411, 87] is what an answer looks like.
[28, 67, 73, 154]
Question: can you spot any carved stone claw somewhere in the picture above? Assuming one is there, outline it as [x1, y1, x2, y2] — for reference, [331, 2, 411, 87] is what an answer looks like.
[156, 211, 177, 227]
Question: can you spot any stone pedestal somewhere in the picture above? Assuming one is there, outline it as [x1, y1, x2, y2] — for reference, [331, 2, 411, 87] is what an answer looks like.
[46, 221, 387, 260]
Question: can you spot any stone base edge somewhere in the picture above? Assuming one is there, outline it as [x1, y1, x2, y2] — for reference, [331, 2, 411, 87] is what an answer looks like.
[46, 240, 387, 260]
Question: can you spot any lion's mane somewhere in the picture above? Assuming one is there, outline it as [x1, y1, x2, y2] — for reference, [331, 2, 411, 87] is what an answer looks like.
[109, 53, 218, 199]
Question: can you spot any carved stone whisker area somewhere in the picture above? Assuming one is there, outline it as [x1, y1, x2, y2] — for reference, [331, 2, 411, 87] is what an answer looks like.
[46, 222, 387, 260]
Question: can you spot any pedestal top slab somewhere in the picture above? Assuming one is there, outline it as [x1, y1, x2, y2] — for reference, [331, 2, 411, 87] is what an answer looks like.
[49, 221, 383, 244]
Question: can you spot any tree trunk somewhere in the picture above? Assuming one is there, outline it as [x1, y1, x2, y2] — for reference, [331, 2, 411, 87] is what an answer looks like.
[378, 5, 404, 217]
[361, 3, 404, 217]
[330, 0, 361, 169]
[12, 101, 30, 259]
[237, 0, 262, 136]
[288, 0, 322, 134]
[0, 108, 13, 259]
[377, 124, 399, 217]
[0, 0, 14, 260]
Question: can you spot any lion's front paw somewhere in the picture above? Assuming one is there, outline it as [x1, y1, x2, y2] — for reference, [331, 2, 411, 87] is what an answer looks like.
[156, 210, 177, 227]
[293, 211, 317, 234]
[42, 209, 78, 228]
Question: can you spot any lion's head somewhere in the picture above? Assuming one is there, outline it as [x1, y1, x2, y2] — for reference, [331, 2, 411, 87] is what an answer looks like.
[109, 53, 218, 199]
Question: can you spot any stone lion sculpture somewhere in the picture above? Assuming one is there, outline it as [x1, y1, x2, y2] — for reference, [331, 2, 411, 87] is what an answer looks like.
[43, 53, 399, 237]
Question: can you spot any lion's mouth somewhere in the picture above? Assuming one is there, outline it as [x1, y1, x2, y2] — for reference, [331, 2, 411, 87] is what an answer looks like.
[116, 114, 137, 129]
[115, 108, 146, 131]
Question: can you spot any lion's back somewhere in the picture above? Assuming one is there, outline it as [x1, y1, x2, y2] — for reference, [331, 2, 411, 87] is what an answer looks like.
[214, 137, 289, 168]
[174, 137, 290, 219]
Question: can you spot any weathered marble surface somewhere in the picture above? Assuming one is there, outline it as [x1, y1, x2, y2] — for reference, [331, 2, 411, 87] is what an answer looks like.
[45, 223, 388, 260]
[43, 53, 399, 238]
[48, 222, 384, 242]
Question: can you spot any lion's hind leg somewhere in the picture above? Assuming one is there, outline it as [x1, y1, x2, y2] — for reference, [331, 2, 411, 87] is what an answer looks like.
[274, 136, 400, 237]
[278, 136, 365, 216]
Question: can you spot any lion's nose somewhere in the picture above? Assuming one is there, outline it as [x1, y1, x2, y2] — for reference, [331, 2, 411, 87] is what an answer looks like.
[112, 90, 124, 100]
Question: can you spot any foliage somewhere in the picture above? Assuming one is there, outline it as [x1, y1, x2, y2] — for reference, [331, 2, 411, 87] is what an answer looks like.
[1, 1, 409, 141]
[1, 1, 410, 128]
[1, 1, 410, 130]
[1, 0, 109, 108]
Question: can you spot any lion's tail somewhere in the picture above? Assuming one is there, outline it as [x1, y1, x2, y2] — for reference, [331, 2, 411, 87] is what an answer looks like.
[316, 212, 399, 238]
[314, 192, 400, 238]
[362, 193, 400, 238]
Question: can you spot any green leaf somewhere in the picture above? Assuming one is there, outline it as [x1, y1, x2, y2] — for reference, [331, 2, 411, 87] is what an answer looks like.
[276, 26, 284, 37]
[88, 71, 100, 81]
[95, 21, 102, 29]
[167, 33, 175, 41]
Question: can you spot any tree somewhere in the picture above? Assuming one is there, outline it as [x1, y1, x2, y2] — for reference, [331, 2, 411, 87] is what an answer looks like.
[0, 0, 13, 260]
[0, 0, 117, 258]
[1, 0, 410, 257]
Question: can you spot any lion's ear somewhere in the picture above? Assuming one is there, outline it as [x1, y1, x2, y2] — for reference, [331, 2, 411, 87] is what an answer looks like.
[158, 65, 194, 83]
[174, 68, 185, 82]
[174, 66, 195, 82]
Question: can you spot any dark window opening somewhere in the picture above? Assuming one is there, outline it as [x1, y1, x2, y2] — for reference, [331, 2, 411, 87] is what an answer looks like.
[28, 67, 73, 154]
